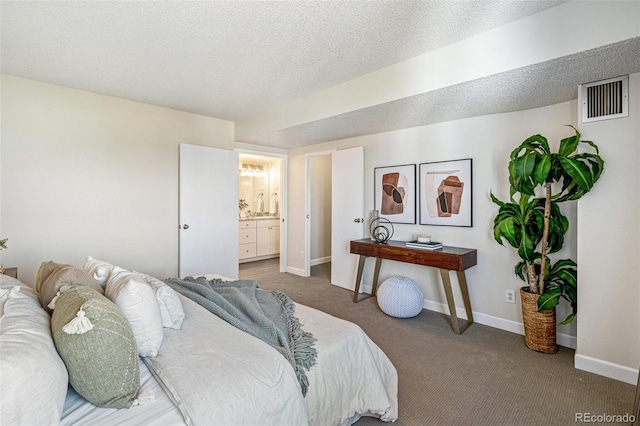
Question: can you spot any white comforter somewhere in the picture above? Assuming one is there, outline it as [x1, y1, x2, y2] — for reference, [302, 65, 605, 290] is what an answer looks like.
[143, 294, 398, 426]
[144, 293, 308, 426]
[297, 303, 398, 425]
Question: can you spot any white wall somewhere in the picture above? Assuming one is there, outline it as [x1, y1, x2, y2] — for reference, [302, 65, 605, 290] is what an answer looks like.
[288, 100, 580, 344]
[3, 70, 636, 385]
[575, 73, 640, 384]
[1, 75, 234, 284]
[310, 155, 331, 263]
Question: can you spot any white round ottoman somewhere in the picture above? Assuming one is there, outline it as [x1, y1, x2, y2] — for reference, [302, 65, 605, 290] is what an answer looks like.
[377, 276, 423, 318]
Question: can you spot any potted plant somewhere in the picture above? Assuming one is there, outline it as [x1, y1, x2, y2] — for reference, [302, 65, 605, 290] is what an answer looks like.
[239, 199, 249, 218]
[491, 126, 604, 353]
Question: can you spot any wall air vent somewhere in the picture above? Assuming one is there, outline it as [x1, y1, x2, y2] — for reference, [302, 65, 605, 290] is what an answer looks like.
[581, 75, 628, 123]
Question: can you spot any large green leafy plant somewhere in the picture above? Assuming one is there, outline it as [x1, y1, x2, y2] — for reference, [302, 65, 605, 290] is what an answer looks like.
[491, 126, 604, 324]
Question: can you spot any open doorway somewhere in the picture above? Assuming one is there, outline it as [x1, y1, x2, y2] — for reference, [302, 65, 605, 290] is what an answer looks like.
[237, 151, 287, 273]
[305, 147, 363, 287]
[308, 154, 332, 278]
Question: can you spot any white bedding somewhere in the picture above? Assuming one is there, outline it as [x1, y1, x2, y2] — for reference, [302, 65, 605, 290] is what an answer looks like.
[201, 273, 398, 425]
[60, 275, 398, 426]
[143, 293, 309, 426]
[297, 303, 398, 425]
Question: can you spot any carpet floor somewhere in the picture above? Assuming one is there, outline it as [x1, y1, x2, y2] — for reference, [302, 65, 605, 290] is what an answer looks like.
[239, 259, 637, 426]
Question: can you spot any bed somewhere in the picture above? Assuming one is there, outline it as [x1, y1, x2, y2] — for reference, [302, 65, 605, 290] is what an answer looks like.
[0, 261, 398, 426]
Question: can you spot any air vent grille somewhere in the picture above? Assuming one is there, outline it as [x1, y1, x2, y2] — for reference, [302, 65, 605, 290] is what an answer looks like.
[582, 76, 628, 122]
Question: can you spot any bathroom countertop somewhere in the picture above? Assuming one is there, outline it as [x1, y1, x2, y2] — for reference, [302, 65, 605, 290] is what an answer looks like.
[239, 216, 280, 221]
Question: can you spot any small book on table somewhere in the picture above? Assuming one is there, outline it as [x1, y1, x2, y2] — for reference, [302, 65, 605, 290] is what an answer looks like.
[405, 240, 443, 250]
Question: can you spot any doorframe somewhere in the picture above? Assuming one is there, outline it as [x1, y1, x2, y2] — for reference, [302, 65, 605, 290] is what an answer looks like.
[304, 149, 336, 277]
[235, 148, 288, 273]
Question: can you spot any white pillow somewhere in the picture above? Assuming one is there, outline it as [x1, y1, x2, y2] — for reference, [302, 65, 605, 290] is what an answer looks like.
[133, 271, 184, 329]
[105, 267, 163, 358]
[83, 255, 116, 286]
[0, 275, 69, 423]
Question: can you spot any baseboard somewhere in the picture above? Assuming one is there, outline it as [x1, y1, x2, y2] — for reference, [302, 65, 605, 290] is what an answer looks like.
[557, 332, 577, 350]
[286, 266, 306, 277]
[310, 256, 331, 267]
[357, 293, 577, 349]
[239, 254, 278, 264]
[575, 354, 640, 385]
[288, 258, 330, 276]
[422, 299, 577, 349]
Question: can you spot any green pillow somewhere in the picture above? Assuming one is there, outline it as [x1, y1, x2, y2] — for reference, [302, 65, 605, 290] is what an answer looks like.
[51, 284, 140, 408]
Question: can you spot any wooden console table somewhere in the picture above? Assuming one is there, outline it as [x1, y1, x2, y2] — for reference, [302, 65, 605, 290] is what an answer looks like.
[350, 239, 477, 334]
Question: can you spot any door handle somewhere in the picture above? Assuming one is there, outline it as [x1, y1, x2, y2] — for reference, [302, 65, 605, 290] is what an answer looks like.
[182, 224, 190, 230]
[354, 218, 364, 223]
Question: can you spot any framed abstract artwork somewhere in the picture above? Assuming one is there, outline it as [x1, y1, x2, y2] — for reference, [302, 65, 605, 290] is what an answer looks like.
[374, 164, 416, 224]
[419, 159, 472, 227]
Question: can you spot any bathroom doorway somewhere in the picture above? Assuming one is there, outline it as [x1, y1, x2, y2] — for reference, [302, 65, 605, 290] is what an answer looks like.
[306, 152, 332, 277]
[237, 151, 287, 273]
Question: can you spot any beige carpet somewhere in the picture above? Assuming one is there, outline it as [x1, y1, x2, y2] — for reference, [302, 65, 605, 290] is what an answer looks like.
[240, 259, 637, 426]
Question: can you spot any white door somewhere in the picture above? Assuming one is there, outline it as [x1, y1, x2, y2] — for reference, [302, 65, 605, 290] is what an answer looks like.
[330, 146, 364, 290]
[179, 144, 239, 279]
[256, 226, 269, 256]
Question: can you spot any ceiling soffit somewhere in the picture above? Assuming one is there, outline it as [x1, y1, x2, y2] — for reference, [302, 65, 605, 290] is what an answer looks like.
[242, 38, 640, 149]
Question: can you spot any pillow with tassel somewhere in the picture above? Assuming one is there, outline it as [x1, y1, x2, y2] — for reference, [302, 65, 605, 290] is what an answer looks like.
[35, 261, 104, 315]
[51, 284, 153, 409]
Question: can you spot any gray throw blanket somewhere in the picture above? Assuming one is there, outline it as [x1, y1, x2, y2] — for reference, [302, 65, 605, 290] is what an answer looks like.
[164, 276, 317, 396]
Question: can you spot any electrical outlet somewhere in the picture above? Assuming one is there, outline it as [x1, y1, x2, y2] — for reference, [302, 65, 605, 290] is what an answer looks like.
[505, 289, 516, 304]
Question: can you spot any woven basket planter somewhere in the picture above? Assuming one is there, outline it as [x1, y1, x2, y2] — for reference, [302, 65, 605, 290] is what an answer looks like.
[520, 287, 558, 354]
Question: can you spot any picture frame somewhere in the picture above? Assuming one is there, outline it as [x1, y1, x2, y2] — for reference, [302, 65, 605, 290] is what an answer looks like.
[419, 158, 472, 227]
[374, 164, 416, 224]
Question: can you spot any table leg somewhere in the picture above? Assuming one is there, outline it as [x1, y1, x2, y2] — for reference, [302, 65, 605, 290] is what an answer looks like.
[353, 255, 368, 302]
[456, 270, 474, 324]
[439, 269, 473, 334]
[371, 258, 382, 296]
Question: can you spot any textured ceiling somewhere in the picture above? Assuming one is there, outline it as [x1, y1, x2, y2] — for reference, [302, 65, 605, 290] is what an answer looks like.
[1, 0, 569, 146]
[3, 1, 638, 149]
